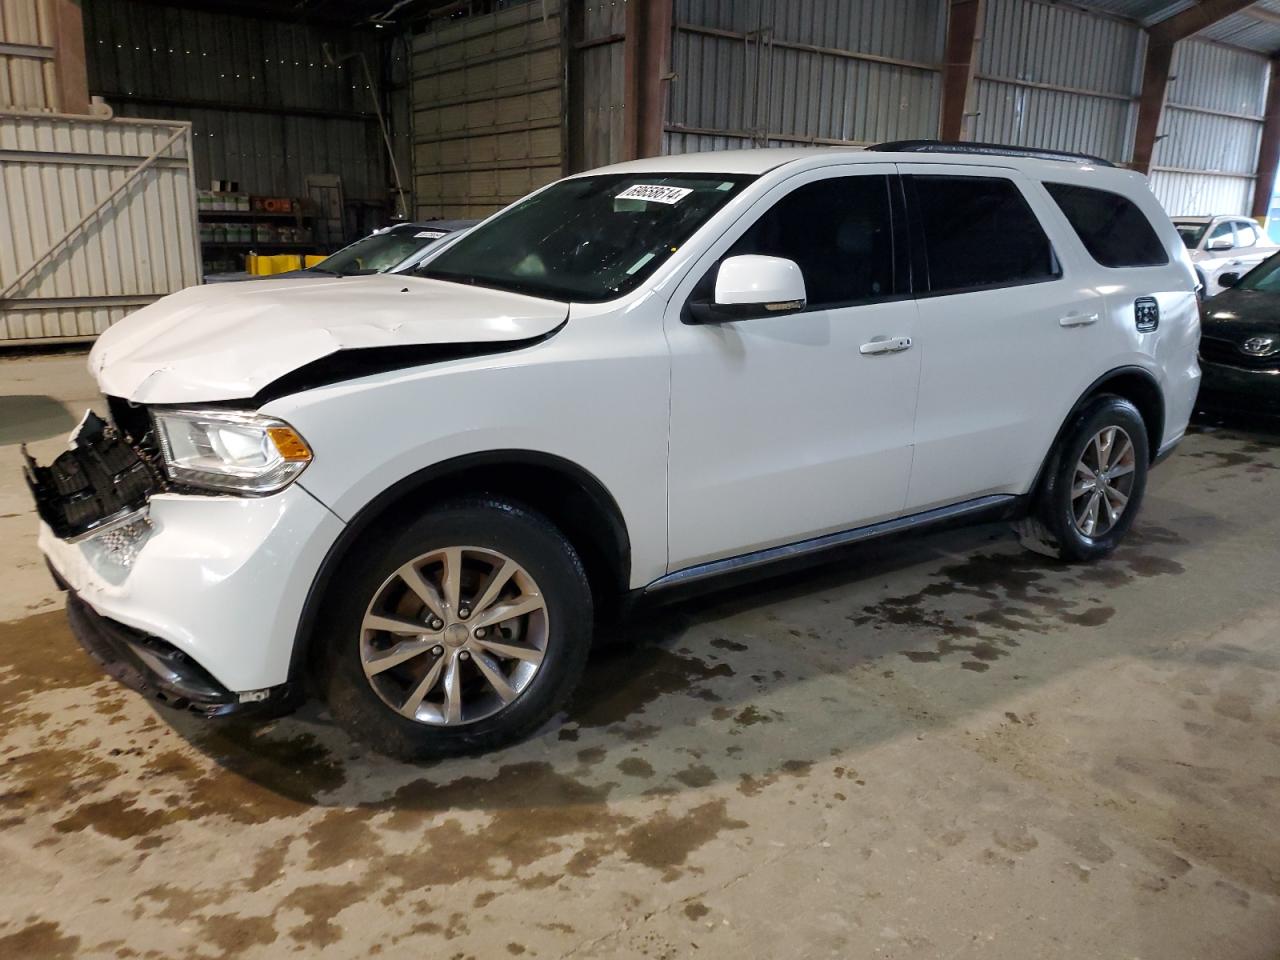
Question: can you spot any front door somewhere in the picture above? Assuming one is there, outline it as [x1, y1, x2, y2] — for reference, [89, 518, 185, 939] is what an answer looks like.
[664, 166, 921, 570]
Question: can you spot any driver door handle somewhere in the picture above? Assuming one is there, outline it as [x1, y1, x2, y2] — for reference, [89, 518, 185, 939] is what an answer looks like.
[860, 335, 913, 355]
[1059, 312, 1099, 328]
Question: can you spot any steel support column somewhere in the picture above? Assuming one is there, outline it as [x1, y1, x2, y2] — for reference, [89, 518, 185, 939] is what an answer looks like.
[50, 0, 90, 115]
[1252, 57, 1280, 219]
[623, 0, 674, 160]
[939, 0, 983, 141]
[1132, 41, 1174, 175]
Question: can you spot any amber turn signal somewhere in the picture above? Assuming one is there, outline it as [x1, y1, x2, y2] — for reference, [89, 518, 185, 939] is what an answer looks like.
[267, 426, 313, 462]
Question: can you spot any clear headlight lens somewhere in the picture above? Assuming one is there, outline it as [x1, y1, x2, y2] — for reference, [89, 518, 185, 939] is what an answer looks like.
[152, 408, 312, 495]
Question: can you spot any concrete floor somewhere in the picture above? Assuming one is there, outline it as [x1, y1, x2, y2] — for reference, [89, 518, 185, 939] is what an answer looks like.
[1, 351, 1278, 960]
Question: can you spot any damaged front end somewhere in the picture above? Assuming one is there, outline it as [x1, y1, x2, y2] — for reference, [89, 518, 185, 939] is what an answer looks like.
[22, 408, 164, 544]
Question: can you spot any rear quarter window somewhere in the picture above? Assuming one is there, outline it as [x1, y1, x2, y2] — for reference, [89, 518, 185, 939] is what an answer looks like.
[1045, 183, 1169, 268]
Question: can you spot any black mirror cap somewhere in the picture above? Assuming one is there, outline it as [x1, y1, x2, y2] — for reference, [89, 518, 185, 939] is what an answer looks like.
[684, 298, 806, 325]
[1218, 272, 1241, 288]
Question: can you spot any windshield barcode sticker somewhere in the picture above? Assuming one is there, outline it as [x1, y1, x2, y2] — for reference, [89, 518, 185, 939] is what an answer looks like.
[616, 184, 693, 205]
[415, 230, 447, 239]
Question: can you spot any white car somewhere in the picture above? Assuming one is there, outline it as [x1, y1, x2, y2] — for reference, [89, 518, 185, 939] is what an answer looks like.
[26, 142, 1201, 759]
[1173, 214, 1278, 297]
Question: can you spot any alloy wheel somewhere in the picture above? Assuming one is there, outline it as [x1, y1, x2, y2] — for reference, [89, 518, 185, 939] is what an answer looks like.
[1071, 425, 1136, 539]
[359, 546, 549, 725]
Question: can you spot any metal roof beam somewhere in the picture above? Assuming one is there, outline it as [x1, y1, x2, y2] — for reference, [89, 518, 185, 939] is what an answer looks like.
[1148, 0, 1262, 45]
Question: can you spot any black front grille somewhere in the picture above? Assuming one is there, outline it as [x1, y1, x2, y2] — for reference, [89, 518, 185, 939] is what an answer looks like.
[106, 395, 153, 443]
[23, 411, 163, 539]
[1200, 336, 1280, 370]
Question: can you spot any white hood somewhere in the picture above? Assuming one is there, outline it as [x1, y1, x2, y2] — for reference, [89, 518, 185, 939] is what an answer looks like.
[89, 274, 568, 404]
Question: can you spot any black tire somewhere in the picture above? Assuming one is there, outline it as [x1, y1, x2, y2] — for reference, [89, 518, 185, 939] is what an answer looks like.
[1016, 395, 1149, 563]
[319, 497, 593, 761]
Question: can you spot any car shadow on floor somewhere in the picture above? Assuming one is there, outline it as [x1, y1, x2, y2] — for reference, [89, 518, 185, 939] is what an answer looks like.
[161, 483, 1241, 816]
[0, 395, 77, 446]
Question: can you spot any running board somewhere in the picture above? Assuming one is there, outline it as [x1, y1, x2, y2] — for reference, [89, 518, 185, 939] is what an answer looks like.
[644, 494, 1019, 594]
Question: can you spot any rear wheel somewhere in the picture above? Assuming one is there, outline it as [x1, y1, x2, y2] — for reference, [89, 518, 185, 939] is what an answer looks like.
[1016, 396, 1149, 562]
[320, 497, 592, 760]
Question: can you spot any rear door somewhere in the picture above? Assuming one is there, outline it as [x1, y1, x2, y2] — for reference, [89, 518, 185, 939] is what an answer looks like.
[899, 164, 1105, 511]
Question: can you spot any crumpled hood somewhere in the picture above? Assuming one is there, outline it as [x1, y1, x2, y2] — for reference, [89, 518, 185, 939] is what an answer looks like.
[89, 274, 568, 404]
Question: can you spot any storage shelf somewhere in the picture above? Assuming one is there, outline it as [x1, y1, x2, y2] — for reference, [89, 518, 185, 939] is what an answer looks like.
[200, 241, 316, 249]
[198, 210, 309, 220]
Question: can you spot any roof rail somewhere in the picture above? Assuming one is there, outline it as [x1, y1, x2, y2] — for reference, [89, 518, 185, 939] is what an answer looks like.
[868, 139, 1116, 168]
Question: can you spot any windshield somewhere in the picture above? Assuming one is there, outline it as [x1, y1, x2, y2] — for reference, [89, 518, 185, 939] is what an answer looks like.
[1174, 222, 1208, 249]
[318, 227, 450, 276]
[1236, 251, 1280, 292]
[419, 173, 755, 301]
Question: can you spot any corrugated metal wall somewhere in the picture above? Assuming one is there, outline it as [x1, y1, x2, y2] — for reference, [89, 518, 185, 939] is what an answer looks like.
[1, 0, 57, 111]
[82, 0, 390, 204]
[666, 0, 943, 156]
[974, 0, 1142, 163]
[1150, 39, 1268, 215]
[0, 112, 201, 343]
[410, 0, 564, 219]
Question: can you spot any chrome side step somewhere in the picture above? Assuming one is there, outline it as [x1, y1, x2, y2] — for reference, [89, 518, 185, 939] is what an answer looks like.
[644, 494, 1018, 594]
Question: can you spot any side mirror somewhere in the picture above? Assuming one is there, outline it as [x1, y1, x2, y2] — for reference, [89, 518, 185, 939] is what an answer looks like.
[687, 255, 807, 323]
[1208, 236, 1233, 251]
[1218, 272, 1241, 288]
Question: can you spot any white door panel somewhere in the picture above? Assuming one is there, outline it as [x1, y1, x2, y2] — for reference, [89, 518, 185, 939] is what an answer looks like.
[667, 303, 919, 566]
[664, 164, 921, 570]
[899, 163, 1106, 511]
[905, 280, 1100, 509]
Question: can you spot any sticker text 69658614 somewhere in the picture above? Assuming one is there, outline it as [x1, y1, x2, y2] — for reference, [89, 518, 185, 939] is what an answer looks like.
[616, 184, 693, 205]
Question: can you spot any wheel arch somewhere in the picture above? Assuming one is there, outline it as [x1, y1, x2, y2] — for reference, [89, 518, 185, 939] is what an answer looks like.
[1031, 366, 1165, 495]
[289, 450, 632, 686]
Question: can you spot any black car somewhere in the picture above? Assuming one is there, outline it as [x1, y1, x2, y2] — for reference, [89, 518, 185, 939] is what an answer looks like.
[1198, 251, 1280, 415]
[257, 219, 476, 280]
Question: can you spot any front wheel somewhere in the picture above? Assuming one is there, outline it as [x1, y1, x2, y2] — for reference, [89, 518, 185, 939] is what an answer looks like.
[1016, 396, 1149, 562]
[319, 497, 593, 760]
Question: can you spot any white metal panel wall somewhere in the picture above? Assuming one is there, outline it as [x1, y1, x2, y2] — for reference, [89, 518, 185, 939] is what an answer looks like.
[0, 0, 57, 112]
[1150, 40, 1268, 216]
[667, 0, 943, 155]
[411, 0, 563, 219]
[973, 0, 1143, 162]
[0, 112, 200, 343]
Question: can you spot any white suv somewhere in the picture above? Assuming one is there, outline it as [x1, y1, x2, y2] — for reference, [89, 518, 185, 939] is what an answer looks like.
[1174, 214, 1278, 297]
[26, 142, 1201, 759]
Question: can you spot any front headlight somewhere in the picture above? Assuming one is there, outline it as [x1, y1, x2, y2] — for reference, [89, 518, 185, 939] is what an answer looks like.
[152, 408, 312, 495]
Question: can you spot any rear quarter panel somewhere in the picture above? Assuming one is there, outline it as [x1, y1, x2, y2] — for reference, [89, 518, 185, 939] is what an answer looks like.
[1024, 167, 1200, 468]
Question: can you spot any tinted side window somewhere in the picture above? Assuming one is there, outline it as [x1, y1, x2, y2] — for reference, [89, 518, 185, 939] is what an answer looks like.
[1234, 221, 1258, 247]
[1044, 182, 1169, 268]
[1208, 221, 1233, 244]
[911, 175, 1060, 293]
[726, 176, 896, 308]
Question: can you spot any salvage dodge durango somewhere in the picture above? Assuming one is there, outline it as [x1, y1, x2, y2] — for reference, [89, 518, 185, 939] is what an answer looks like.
[25, 142, 1201, 760]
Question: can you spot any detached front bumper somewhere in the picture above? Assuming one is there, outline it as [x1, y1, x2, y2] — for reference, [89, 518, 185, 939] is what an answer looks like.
[38, 485, 344, 697]
[27, 408, 346, 709]
[57, 585, 291, 717]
